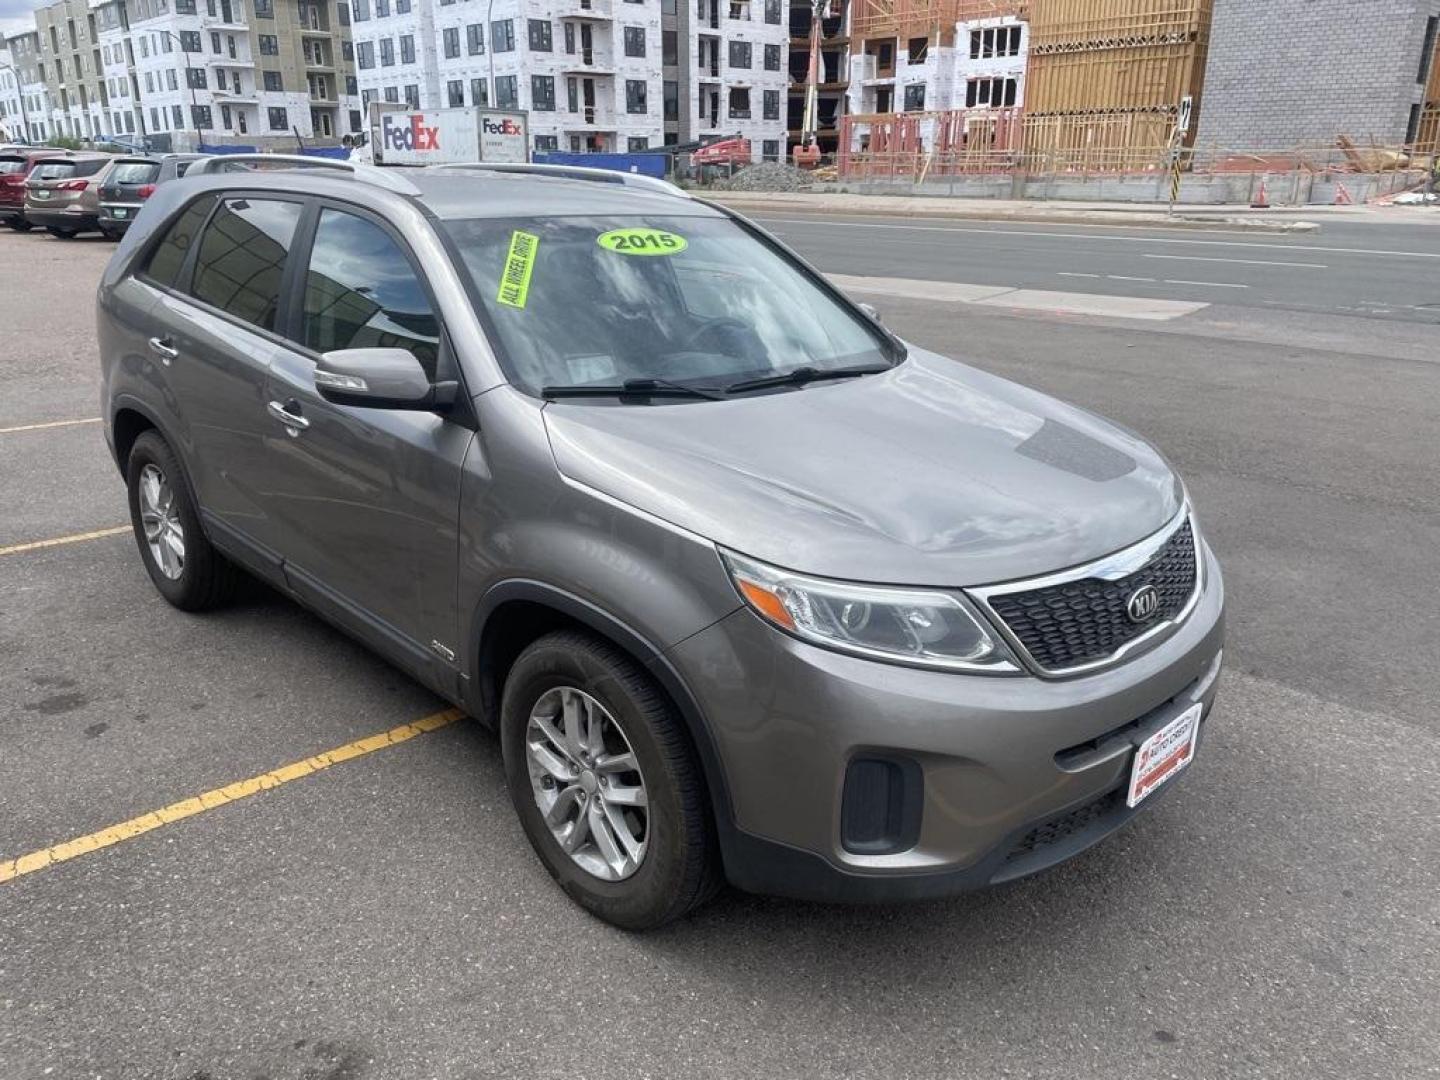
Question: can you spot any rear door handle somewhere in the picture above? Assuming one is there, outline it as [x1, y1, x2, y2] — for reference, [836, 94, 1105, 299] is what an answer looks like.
[267, 399, 310, 433]
[148, 336, 178, 364]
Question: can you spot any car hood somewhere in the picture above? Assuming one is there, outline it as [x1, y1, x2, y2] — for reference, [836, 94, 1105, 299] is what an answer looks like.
[542, 349, 1183, 587]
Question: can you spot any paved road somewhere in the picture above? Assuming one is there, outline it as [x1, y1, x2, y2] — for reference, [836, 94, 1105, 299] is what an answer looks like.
[2, 221, 1437, 1080]
[752, 211, 1440, 325]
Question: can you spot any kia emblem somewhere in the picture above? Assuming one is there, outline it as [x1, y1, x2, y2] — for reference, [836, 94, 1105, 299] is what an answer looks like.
[1126, 584, 1160, 623]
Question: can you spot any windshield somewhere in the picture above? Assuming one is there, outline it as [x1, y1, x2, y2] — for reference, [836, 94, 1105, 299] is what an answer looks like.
[442, 214, 895, 395]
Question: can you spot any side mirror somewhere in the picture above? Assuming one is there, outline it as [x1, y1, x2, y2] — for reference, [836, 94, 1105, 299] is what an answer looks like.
[858, 302, 883, 324]
[314, 347, 457, 411]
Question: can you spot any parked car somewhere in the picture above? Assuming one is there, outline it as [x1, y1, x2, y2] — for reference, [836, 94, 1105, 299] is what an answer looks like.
[97, 159, 1225, 930]
[0, 148, 75, 232]
[24, 152, 114, 238]
[97, 154, 204, 238]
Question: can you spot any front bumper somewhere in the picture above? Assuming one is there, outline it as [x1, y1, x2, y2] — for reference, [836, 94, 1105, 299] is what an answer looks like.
[670, 542, 1225, 902]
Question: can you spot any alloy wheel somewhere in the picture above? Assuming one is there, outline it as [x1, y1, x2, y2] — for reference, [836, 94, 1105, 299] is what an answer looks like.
[525, 686, 649, 881]
[138, 463, 185, 580]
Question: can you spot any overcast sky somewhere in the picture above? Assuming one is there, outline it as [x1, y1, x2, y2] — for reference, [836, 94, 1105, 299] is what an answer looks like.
[1, 0, 41, 40]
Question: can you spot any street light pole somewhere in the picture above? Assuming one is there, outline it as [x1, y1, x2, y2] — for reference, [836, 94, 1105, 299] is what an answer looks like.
[158, 29, 203, 151]
[485, 0, 496, 106]
[0, 59, 34, 143]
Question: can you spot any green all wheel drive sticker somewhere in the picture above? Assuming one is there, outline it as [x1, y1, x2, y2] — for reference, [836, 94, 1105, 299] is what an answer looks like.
[497, 230, 540, 308]
[597, 228, 689, 256]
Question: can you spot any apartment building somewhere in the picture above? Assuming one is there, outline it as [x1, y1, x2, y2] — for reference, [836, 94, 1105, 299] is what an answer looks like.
[349, 0, 786, 156]
[0, 37, 23, 140]
[847, 10, 1025, 122]
[0, 31, 50, 142]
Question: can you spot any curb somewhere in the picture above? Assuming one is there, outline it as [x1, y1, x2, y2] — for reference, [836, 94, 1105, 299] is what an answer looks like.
[703, 195, 1323, 234]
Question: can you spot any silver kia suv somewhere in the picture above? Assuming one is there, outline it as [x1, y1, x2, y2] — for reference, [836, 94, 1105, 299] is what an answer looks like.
[97, 158, 1225, 929]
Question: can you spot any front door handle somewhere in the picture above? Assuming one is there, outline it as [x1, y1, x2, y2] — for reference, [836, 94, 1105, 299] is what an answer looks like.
[148, 336, 178, 364]
[267, 399, 310, 433]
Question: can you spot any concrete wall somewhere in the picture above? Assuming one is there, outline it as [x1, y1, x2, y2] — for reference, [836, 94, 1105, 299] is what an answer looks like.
[1197, 0, 1440, 149]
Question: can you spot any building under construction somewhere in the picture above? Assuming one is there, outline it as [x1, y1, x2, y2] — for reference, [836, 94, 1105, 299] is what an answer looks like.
[789, 0, 851, 156]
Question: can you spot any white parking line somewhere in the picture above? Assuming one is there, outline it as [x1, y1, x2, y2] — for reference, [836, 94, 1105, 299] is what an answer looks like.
[1164, 279, 1250, 289]
[1108, 275, 1157, 282]
[1057, 272, 1101, 279]
[0, 417, 102, 435]
[1146, 254, 1328, 269]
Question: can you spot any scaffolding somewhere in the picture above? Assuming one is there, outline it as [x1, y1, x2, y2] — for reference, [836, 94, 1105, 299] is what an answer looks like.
[850, 0, 1025, 41]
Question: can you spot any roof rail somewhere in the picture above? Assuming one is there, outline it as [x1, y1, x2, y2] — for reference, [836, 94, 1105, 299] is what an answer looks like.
[186, 153, 421, 196]
[429, 161, 689, 198]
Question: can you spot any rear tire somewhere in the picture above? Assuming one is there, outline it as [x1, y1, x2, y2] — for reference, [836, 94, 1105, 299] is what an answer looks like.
[46, 227, 77, 239]
[125, 431, 242, 611]
[7, 219, 32, 232]
[501, 629, 720, 930]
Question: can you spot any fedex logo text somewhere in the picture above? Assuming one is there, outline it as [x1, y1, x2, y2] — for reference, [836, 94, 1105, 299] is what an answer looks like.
[382, 114, 441, 152]
[482, 117, 523, 136]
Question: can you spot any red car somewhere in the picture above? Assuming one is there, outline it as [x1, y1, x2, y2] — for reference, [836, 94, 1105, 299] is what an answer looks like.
[0, 149, 75, 232]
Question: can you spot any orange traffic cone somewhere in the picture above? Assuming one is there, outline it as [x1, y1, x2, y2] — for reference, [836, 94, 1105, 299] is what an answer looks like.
[1251, 175, 1271, 209]
[1334, 181, 1354, 205]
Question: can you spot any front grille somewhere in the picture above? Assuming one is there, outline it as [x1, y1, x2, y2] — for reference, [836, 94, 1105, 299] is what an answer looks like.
[1003, 788, 1124, 864]
[985, 518, 1198, 673]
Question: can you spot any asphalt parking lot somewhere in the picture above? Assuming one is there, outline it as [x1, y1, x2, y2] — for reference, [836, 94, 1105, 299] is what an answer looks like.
[3, 219, 1439, 1080]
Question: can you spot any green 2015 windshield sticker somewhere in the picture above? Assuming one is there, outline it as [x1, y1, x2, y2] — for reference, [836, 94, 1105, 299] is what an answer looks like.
[597, 228, 689, 256]
[497, 230, 540, 308]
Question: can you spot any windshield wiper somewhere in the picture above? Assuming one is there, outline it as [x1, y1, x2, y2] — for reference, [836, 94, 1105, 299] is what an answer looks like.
[542, 378, 727, 401]
[723, 363, 893, 396]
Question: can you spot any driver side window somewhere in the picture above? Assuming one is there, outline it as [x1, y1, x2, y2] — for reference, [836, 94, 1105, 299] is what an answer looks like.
[301, 208, 441, 378]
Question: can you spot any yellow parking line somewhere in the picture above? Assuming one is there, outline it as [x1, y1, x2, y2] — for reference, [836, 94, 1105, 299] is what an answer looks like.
[0, 708, 464, 885]
[0, 525, 130, 558]
[0, 417, 102, 435]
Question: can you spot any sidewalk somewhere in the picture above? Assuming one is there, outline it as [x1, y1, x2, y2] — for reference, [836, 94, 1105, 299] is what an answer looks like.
[702, 191, 1331, 232]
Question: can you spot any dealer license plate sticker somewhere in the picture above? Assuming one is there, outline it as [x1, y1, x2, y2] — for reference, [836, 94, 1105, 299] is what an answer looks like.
[113, 208, 128, 218]
[1127, 703, 1202, 808]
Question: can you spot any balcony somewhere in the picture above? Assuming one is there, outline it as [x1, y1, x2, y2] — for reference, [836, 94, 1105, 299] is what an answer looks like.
[561, 54, 615, 75]
[555, 0, 613, 20]
[562, 106, 616, 130]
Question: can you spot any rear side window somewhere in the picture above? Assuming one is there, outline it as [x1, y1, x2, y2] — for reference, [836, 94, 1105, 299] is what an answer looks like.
[190, 198, 303, 332]
[0, 157, 26, 175]
[73, 159, 111, 178]
[301, 208, 440, 375]
[144, 197, 215, 289]
[111, 162, 161, 184]
[174, 160, 195, 178]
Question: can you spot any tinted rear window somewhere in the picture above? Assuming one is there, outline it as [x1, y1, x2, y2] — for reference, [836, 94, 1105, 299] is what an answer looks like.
[30, 162, 77, 181]
[0, 157, 26, 176]
[144, 197, 215, 289]
[190, 197, 304, 332]
[111, 162, 161, 184]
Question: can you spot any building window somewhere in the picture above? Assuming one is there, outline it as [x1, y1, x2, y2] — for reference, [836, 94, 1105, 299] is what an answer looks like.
[442, 27, 458, 58]
[495, 74, 516, 107]
[346, 75, 358, 95]
[567, 76, 578, 112]
[150, 106, 161, 130]
[907, 36, 927, 63]
[564, 23, 575, 53]
[256, 0, 275, 13]
[191, 104, 213, 129]
[663, 29, 677, 65]
[624, 26, 645, 57]
[209, 30, 221, 52]
[532, 74, 555, 110]
[470, 77, 488, 105]
[383, 85, 398, 102]
[727, 86, 749, 118]
[350, 109, 363, 131]
[624, 136, 646, 151]
[969, 24, 1020, 60]
[179, 30, 202, 52]
[492, 19, 514, 52]
[166, 69, 179, 90]
[763, 42, 780, 70]
[268, 105, 287, 130]
[534, 134, 558, 151]
[764, 0, 780, 22]
[259, 34, 279, 55]
[404, 84, 418, 106]
[336, 1, 348, 24]
[1420, 16, 1439, 84]
[964, 76, 1016, 108]
[903, 83, 924, 111]
[172, 104, 184, 128]
[763, 88, 778, 119]
[356, 40, 374, 68]
[625, 78, 646, 113]
[447, 78, 463, 106]
[762, 138, 778, 161]
[466, 23, 484, 55]
[381, 37, 395, 64]
[394, 34, 409, 62]
[186, 67, 207, 89]
[343, 41, 355, 61]
[263, 70, 283, 91]
[663, 78, 678, 121]
[175, 0, 196, 11]
[352, 0, 368, 18]
[375, 0, 388, 14]
[397, 0, 409, 11]
[728, 40, 750, 68]
[528, 18, 552, 51]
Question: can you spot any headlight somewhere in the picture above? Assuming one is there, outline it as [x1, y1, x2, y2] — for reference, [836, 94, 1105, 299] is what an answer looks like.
[722, 551, 1019, 673]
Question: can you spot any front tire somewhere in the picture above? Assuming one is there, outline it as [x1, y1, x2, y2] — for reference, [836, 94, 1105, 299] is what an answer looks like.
[125, 431, 241, 611]
[501, 630, 720, 930]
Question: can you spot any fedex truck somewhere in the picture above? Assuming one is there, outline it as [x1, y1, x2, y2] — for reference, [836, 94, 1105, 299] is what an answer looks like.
[369, 104, 530, 166]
